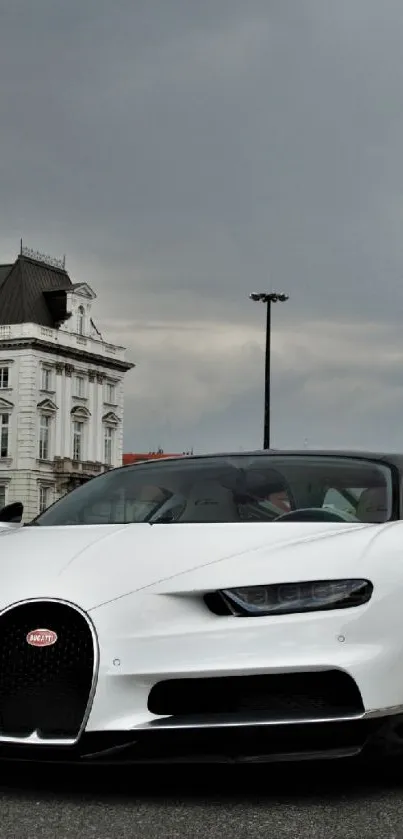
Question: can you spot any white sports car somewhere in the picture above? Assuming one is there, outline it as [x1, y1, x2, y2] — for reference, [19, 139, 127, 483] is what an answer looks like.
[0, 449, 402, 764]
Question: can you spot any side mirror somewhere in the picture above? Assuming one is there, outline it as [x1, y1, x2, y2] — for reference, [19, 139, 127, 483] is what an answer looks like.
[0, 501, 24, 523]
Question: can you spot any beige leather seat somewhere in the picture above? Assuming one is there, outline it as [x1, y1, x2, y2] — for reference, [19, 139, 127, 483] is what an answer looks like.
[179, 481, 239, 522]
[356, 487, 388, 522]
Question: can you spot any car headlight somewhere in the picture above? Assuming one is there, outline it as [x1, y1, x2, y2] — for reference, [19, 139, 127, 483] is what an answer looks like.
[220, 579, 373, 616]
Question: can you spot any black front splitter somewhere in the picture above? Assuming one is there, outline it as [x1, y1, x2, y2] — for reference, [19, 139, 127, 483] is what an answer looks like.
[0, 720, 387, 765]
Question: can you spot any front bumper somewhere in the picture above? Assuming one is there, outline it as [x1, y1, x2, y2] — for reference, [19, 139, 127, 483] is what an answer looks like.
[0, 590, 402, 763]
[84, 588, 403, 734]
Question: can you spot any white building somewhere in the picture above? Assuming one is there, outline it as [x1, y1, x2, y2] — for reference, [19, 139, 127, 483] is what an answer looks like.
[0, 245, 134, 521]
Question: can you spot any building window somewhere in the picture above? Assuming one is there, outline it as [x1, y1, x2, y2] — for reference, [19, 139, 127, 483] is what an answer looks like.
[104, 426, 114, 465]
[0, 485, 6, 509]
[105, 381, 116, 403]
[73, 421, 84, 461]
[39, 414, 50, 460]
[0, 414, 9, 458]
[39, 485, 51, 514]
[41, 367, 52, 391]
[0, 367, 9, 389]
[77, 306, 85, 335]
[74, 375, 85, 398]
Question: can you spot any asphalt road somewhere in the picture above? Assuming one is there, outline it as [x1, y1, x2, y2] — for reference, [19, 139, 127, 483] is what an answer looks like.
[0, 759, 402, 839]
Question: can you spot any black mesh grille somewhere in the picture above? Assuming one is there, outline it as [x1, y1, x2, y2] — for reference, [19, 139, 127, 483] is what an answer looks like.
[0, 601, 95, 740]
[148, 671, 364, 720]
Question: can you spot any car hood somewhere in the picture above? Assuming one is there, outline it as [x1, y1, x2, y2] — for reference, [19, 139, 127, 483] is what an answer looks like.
[0, 519, 386, 610]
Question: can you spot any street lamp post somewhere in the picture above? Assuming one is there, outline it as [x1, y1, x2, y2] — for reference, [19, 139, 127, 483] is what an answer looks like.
[249, 292, 289, 450]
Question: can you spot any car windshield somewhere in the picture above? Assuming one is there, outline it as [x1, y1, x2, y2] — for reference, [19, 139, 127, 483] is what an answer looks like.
[30, 454, 394, 526]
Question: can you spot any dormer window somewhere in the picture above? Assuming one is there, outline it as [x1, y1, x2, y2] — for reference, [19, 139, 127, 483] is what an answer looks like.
[77, 306, 85, 335]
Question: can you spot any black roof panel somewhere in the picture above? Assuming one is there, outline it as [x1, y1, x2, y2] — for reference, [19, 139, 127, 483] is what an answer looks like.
[123, 449, 403, 468]
[0, 264, 12, 292]
[0, 255, 72, 327]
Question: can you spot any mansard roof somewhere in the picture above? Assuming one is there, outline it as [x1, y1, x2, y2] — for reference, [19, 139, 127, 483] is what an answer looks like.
[0, 247, 95, 328]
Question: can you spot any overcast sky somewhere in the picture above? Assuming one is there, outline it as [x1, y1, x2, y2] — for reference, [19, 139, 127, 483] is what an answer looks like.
[2, 0, 403, 453]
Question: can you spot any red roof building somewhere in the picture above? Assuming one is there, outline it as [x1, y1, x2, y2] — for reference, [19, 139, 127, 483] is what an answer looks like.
[122, 452, 185, 466]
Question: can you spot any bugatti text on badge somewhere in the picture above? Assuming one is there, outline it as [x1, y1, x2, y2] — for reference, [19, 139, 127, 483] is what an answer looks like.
[26, 629, 58, 647]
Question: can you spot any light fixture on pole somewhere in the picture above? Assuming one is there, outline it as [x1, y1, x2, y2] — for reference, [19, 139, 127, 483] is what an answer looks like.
[249, 291, 289, 450]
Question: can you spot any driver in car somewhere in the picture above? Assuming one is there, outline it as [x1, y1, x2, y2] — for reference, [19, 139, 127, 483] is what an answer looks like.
[236, 474, 293, 520]
[267, 487, 291, 514]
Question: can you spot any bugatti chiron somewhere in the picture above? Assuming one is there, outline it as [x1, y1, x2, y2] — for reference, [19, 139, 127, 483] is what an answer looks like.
[0, 449, 402, 764]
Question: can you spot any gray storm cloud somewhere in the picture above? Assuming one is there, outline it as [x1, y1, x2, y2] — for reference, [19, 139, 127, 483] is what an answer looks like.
[1, 0, 403, 452]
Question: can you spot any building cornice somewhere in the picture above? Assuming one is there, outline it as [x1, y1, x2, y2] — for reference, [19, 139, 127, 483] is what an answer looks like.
[0, 337, 134, 373]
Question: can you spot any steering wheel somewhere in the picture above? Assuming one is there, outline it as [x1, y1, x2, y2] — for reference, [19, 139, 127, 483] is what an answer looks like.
[274, 507, 358, 523]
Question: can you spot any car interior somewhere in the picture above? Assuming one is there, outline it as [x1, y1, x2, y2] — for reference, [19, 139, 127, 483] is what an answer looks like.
[32, 455, 393, 526]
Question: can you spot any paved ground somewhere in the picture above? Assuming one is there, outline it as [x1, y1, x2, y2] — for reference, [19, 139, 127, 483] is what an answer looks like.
[0, 759, 402, 839]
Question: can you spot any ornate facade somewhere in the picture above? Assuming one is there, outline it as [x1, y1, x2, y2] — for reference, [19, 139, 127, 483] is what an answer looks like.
[0, 246, 134, 520]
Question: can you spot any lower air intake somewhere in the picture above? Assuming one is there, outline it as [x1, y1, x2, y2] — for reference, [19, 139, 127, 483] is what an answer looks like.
[148, 671, 364, 720]
[0, 601, 95, 740]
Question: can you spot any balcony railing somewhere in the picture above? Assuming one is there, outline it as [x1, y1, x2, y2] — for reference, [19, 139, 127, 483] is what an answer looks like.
[53, 457, 104, 474]
[0, 322, 126, 361]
